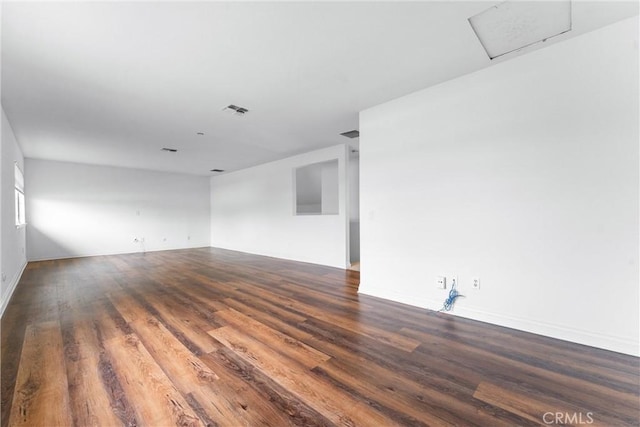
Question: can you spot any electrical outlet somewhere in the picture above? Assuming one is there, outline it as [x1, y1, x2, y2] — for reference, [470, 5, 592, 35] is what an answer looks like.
[472, 277, 480, 290]
[436, 276, 446, 289]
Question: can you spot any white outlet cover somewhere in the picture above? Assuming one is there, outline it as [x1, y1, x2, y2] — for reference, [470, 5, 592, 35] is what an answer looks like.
[472, 277, 481, 289]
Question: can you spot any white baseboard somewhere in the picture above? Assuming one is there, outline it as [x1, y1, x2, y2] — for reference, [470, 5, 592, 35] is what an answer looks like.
[209, 244, 348, 270]
[27, 245, 212, 262]
[358, 283, 639, 357]
[0, 260, 27, 318]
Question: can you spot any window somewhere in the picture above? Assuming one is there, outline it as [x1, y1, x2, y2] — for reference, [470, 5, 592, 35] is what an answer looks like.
[294, 159, 339, 215]
[15, 163, 25, 227]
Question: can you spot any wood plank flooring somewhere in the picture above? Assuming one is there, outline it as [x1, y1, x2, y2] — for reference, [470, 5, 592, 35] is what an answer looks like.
[1, 248, 639, 426]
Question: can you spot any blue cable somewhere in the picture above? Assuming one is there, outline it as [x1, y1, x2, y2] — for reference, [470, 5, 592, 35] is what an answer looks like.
[439, 279, 464, 312]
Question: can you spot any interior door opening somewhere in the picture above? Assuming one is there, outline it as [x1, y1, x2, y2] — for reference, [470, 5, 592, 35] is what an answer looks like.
[348, 146, 360, 272]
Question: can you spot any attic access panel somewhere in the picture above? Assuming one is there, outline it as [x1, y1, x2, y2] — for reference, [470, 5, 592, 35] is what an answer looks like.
[469, 0, 572, 60]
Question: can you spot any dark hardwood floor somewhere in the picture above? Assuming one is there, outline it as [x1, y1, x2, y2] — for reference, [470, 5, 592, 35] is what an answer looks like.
[1, 248, 638, 426]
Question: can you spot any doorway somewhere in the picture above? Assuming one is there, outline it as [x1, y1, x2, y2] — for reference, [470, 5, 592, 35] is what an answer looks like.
[348, 144, 360, 271]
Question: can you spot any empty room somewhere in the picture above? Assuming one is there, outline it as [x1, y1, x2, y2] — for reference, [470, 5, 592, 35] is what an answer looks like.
[1, 1, 638, 426]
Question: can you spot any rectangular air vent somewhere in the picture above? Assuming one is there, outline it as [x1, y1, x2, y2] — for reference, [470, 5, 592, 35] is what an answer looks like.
[340, 130, 359, 139]
[223, 104, 249, 115]
[161, 148, 178, 152]
[210, 169, 225, 173]
[469, 1, 572, 60]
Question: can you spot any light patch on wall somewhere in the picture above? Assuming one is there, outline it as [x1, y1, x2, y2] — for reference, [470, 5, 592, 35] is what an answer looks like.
[469, 0, 572, 60]
[28, 198, 109, 255]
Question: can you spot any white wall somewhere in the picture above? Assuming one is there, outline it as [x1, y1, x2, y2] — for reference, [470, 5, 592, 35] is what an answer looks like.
[26, 159, 211, 261]
[210, 144, 348, 269]
[1, 107, 27, 316]
[359, 17, 639, 356]
[1, 2, 4, 314]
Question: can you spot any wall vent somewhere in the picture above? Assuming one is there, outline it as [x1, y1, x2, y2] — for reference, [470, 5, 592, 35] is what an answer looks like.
[161, 148, 178, 153]
[210, 169, 225, 173]
[340, 130, 359, 139]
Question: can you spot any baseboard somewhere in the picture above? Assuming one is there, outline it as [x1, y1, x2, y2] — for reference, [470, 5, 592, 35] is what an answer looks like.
[0, 260, 27, 318]
[358, 284, 639, 357]
[27, 245, 212, 262]
[209, 244, 348, 270]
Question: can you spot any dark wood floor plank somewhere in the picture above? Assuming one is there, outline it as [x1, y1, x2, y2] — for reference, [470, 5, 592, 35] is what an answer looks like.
[232, 280, 422, 352]
[1, 247, 638, 427]
[57, 275, 126, 427]
[8, 321, 73, 427]
[104, 332, 203, 426]
[311, 359, 454, 427]
[403, 327, 640, 414]
[198, 348, 334, 427]
[0, 291, 30, 427]
[209, 325, 401, 426]
[213, 308, 331, 369]
[473, 381, 614, 426]
[129, 315, 260, 426]
[392, 309, 640, 379]
[134, 288, 223, 355]
[224, 284, 309, 324]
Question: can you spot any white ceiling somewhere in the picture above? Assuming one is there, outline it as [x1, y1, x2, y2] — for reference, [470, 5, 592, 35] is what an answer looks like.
[2, 1, 637, 176]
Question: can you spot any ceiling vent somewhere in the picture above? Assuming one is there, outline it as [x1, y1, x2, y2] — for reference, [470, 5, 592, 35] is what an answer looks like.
[469, 0, 572, 60]
[161, 148, 178, 153]
[210, 169, 225, 173]
[223, 104, 249, 116]
[340, 130, 359, 139]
